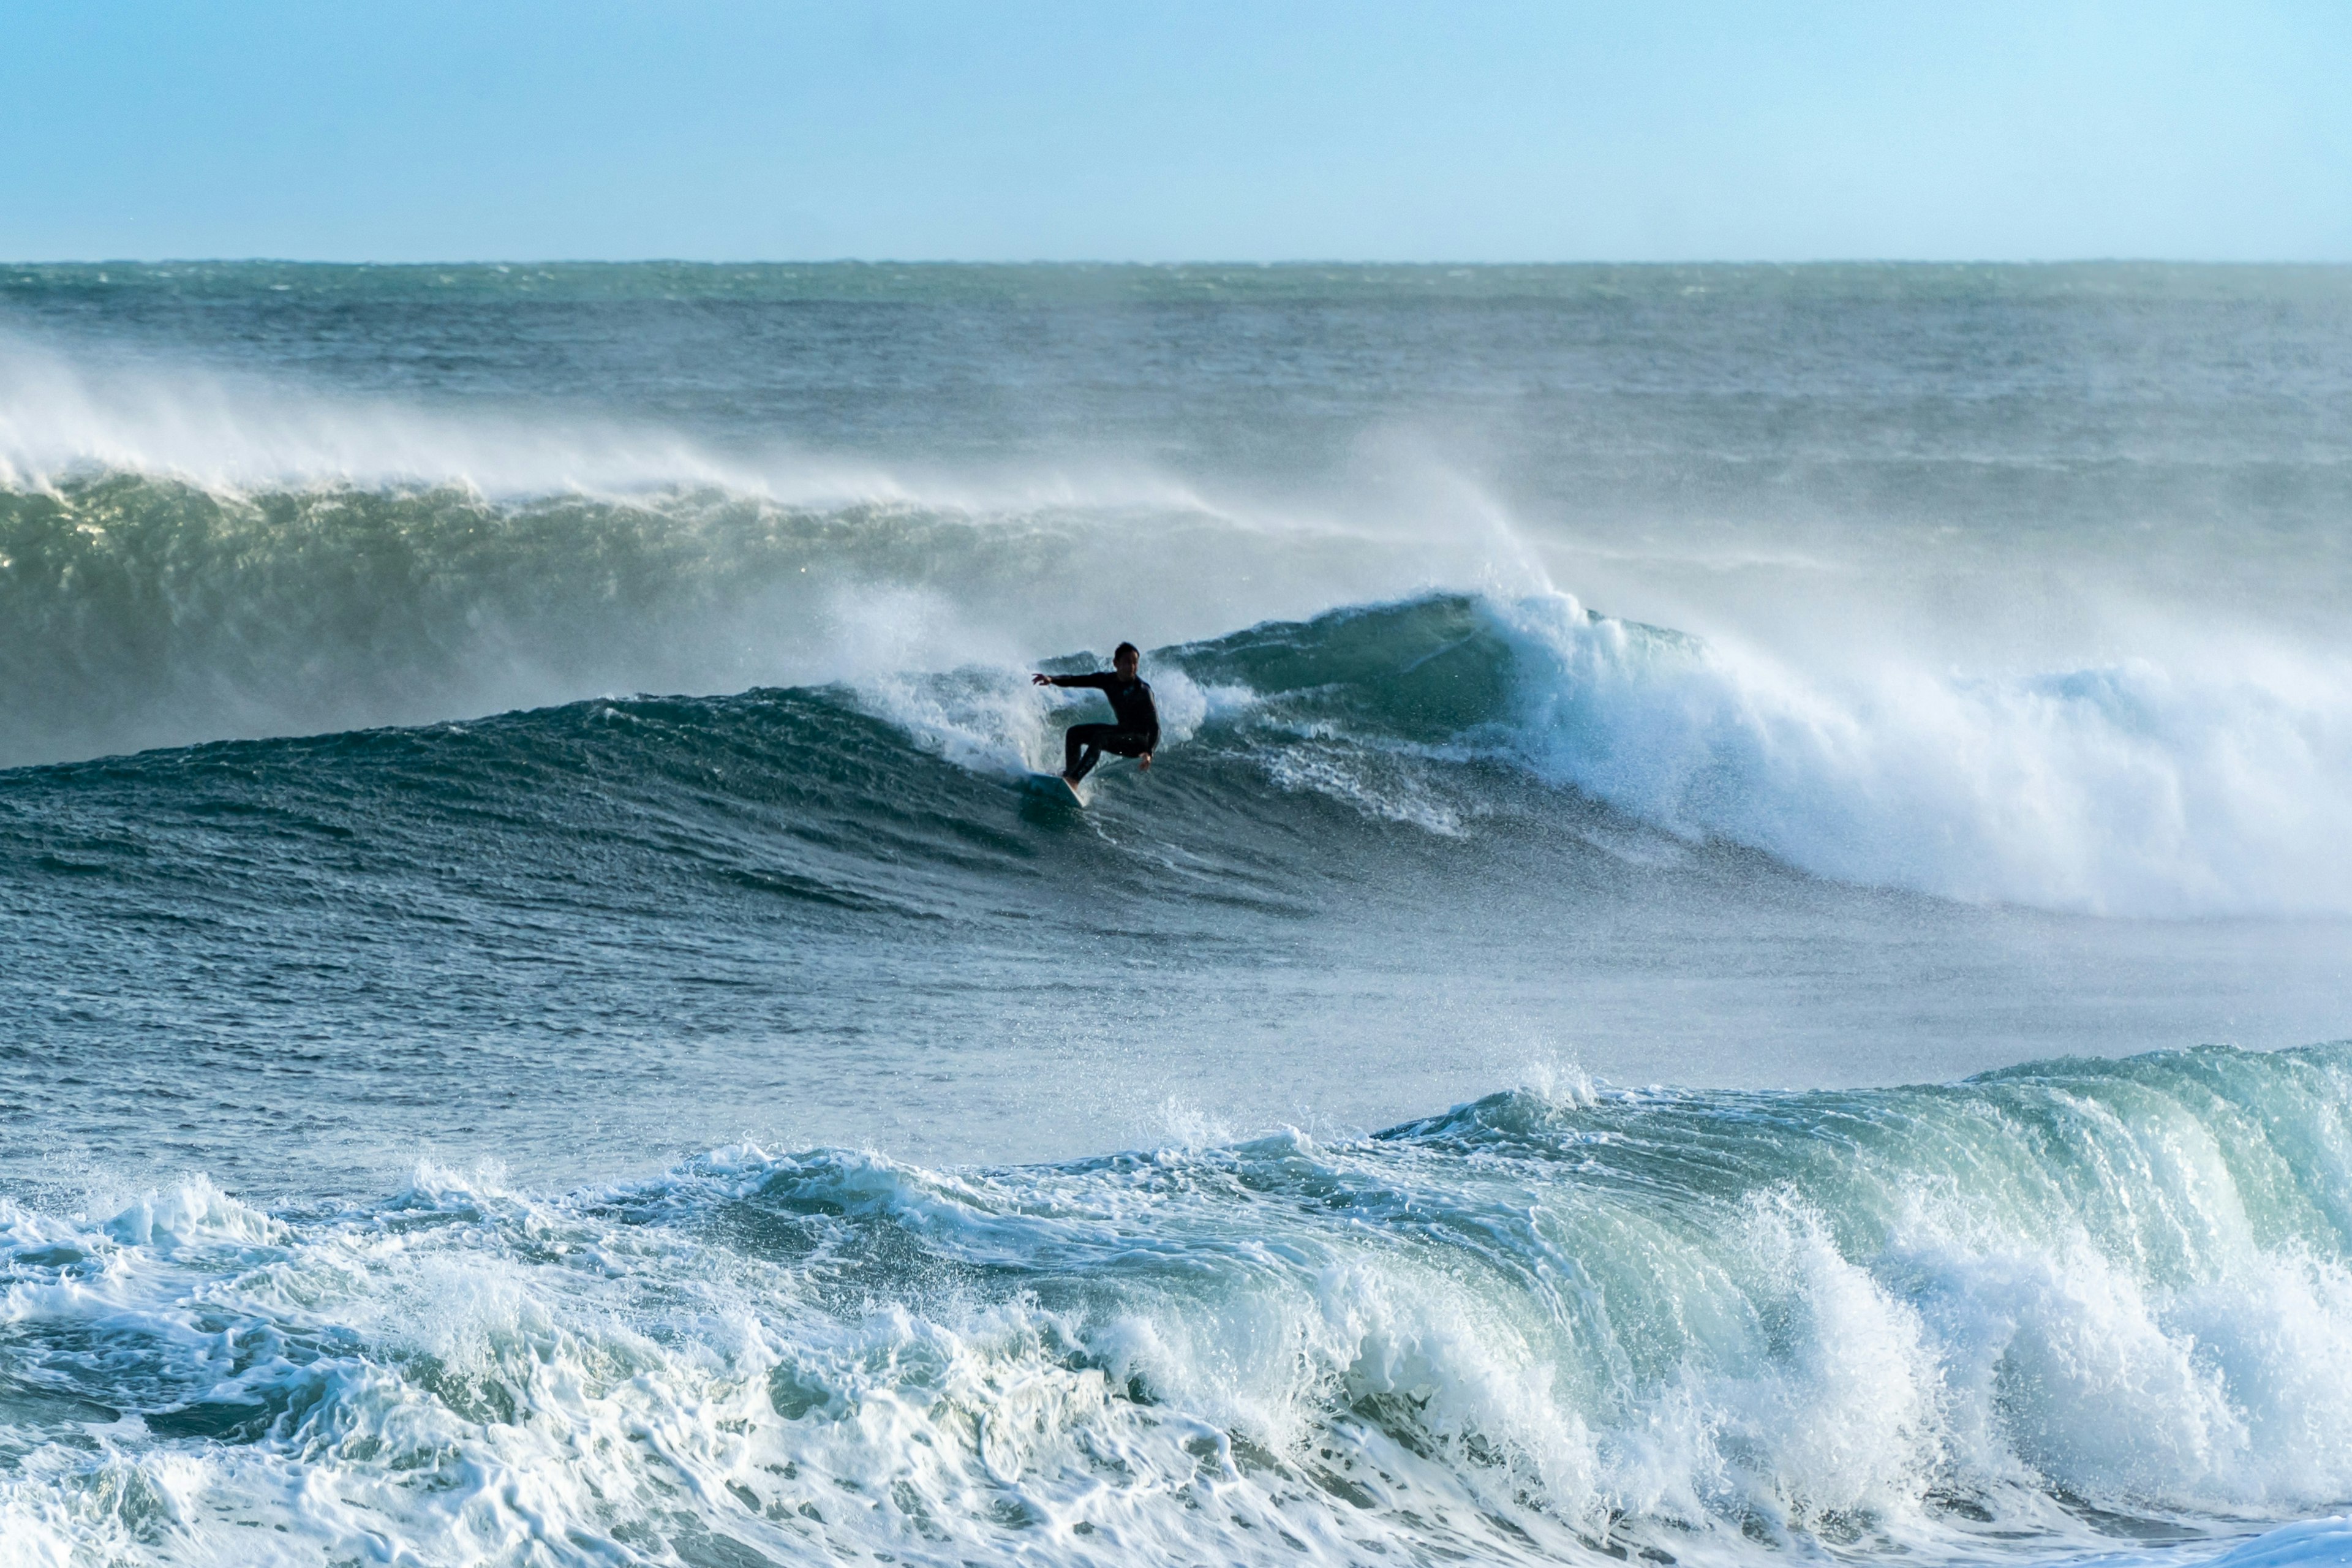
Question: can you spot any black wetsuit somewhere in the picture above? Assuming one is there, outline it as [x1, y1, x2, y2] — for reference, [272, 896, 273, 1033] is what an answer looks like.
[1057, 672, 1159, 782]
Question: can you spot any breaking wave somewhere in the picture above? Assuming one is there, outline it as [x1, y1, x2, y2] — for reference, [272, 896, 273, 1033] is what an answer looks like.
[6, 1047, 2352, 1566]
[6, 322, 2348, 920]
[9, 477, 2352, 922]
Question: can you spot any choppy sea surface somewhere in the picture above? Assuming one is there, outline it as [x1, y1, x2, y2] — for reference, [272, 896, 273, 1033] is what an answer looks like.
[2, 263, 2350, 1566]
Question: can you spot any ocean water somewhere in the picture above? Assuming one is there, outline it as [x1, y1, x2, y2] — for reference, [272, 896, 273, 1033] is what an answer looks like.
[2, 262, 2350, 1566]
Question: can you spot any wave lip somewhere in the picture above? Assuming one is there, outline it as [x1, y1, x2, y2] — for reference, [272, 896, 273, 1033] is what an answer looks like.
[6, 1045, 2351, 1566]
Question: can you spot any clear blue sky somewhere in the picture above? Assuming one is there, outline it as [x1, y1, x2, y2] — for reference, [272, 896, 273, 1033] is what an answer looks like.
[5, 1, 2346, 263]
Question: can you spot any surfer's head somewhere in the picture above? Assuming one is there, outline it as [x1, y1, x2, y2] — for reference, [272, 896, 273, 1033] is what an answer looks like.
[1114, 642, 1140, 676]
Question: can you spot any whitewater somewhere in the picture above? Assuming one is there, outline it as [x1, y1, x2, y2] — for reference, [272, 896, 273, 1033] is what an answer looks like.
[2, 262, 2350, 1567]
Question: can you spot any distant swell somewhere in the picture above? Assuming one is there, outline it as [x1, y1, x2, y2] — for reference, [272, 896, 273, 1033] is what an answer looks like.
[6, 1047, 2352, 1564]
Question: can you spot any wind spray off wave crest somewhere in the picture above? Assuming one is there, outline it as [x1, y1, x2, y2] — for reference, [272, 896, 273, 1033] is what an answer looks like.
[0, 326, 881, 497]
[0, 334, 1542, 767]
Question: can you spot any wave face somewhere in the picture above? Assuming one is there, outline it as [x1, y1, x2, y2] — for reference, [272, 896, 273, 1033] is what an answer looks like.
[9, 467, 2352, 920]
[7, 1047, 2352, 1565]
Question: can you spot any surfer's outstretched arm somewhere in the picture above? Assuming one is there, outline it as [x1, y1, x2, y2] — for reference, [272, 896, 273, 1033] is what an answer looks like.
[1034, 645, 1156, 782]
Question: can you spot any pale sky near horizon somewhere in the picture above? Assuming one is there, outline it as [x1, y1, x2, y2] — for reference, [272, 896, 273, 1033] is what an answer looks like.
[4, 1, 2346, 263]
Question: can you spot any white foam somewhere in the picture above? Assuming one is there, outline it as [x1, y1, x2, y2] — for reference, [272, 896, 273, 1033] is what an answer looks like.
[1490, 595, 2352, 917]
[10, 1087, 2352, 1568]
[98, 1177, 283, 1254]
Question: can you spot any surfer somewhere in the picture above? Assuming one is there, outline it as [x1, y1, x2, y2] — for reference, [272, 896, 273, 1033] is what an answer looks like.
[1033, 643, 1159, 783]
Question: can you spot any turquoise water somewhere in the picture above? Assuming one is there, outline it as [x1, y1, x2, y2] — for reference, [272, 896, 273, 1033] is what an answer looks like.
[2, 264, 2350, 1564]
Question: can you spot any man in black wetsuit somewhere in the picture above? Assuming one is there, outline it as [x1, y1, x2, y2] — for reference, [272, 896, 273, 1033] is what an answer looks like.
[1032, 641, 1159, 784]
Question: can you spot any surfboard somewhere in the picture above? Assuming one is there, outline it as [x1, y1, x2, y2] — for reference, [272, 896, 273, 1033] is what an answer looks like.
[1023, 772, 1086, 806]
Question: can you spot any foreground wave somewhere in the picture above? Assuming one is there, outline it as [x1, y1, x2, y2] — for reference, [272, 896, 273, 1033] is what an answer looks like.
[6, 1046, 2351, 1565]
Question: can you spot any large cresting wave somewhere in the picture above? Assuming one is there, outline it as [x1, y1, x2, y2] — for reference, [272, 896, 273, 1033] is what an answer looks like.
[3, 329, 2348, 920]
[1071, 595, 2352, 918]
[7, 1046, 2352, 1566]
